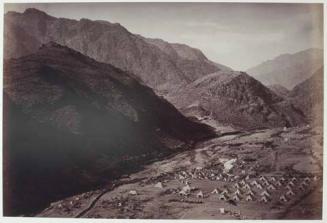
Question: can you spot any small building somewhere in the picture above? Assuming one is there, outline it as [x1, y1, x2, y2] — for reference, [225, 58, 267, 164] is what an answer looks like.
[211, 188, 220, 194]
[270, 176, 277, 182]
[234, 189, 243, 196]
[286, 185, 292, 191]
[240, 179, 246, 185]
[291, 177, 297, 182]
[280, 177, 286, 182]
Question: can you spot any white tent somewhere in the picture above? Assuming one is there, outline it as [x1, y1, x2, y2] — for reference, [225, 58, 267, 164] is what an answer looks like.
[245, 194, 254, 201]
[260, 195, 269, 203]
[280, 195, 288, 202]
[154, 182, 164, 189]
[261, 190, 271, 197]
[286, 190, 295, 197]
[219, 194, 228, 201]
[197, 190, 204, 198]
[267, 184, 276, 190]
[232, 194, 241, 201]
[219, 208, 225, 214]
[129, 190, 138, 195]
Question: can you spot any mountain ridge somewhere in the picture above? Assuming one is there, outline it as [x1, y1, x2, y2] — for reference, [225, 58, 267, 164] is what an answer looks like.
[4, 8, 228, 93]
[246, 48, 323, 89]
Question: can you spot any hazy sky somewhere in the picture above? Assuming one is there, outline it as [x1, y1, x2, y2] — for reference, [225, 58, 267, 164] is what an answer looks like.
[4, 3, 324, 70]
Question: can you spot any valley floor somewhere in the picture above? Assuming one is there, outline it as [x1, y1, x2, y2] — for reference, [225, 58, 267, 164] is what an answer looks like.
[37, 125, 323, 219]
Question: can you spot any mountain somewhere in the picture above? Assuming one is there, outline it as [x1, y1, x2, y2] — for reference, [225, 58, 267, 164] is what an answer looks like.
[3, 42, 215, 216]
[289, 67, 323, 125]
[4, 8, 308, 130]
[4, 8, 229, 94]
[247, 48, 323, 89]
[267, 84, 290, 98]
[167, 70, 306, 129]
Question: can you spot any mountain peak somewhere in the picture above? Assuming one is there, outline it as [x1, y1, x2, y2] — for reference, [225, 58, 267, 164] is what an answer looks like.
[24, 8, 49, 16]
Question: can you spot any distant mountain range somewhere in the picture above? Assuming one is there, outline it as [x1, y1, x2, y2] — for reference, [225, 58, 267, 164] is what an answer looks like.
[4, 8, 229, 94]
[3, 42, 215, 215]
[4, 8, 313, 130]
[247, 48, 323, 89]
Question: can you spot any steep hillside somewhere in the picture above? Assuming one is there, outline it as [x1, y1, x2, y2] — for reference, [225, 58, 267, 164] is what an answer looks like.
[247, 48, 323, 89]
[289, 67, 323, 125]
[3, 42, 215, 216]
[168, 71, 306, 129]
[4, 8, 227, 93]
[267, 84, 290, 98]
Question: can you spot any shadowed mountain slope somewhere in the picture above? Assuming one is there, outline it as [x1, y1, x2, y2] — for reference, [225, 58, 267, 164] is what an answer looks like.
[3, 42, 215, 216]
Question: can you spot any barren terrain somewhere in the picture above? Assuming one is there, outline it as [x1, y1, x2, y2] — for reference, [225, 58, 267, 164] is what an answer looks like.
[37, 122, 323, 219]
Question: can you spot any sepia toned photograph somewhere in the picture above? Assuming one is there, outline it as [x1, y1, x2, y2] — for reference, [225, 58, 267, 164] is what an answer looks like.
[1, 1, 324, 220]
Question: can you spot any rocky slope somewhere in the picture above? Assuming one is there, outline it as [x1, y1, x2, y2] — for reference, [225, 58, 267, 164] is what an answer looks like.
[247, 48, 323, 89]
[289, 67, 323, 125]
[4, 8, 228, 93]
[267, 84, 290, 98]
[167, 70, 306, 129]
[3, 42, 215, 216]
